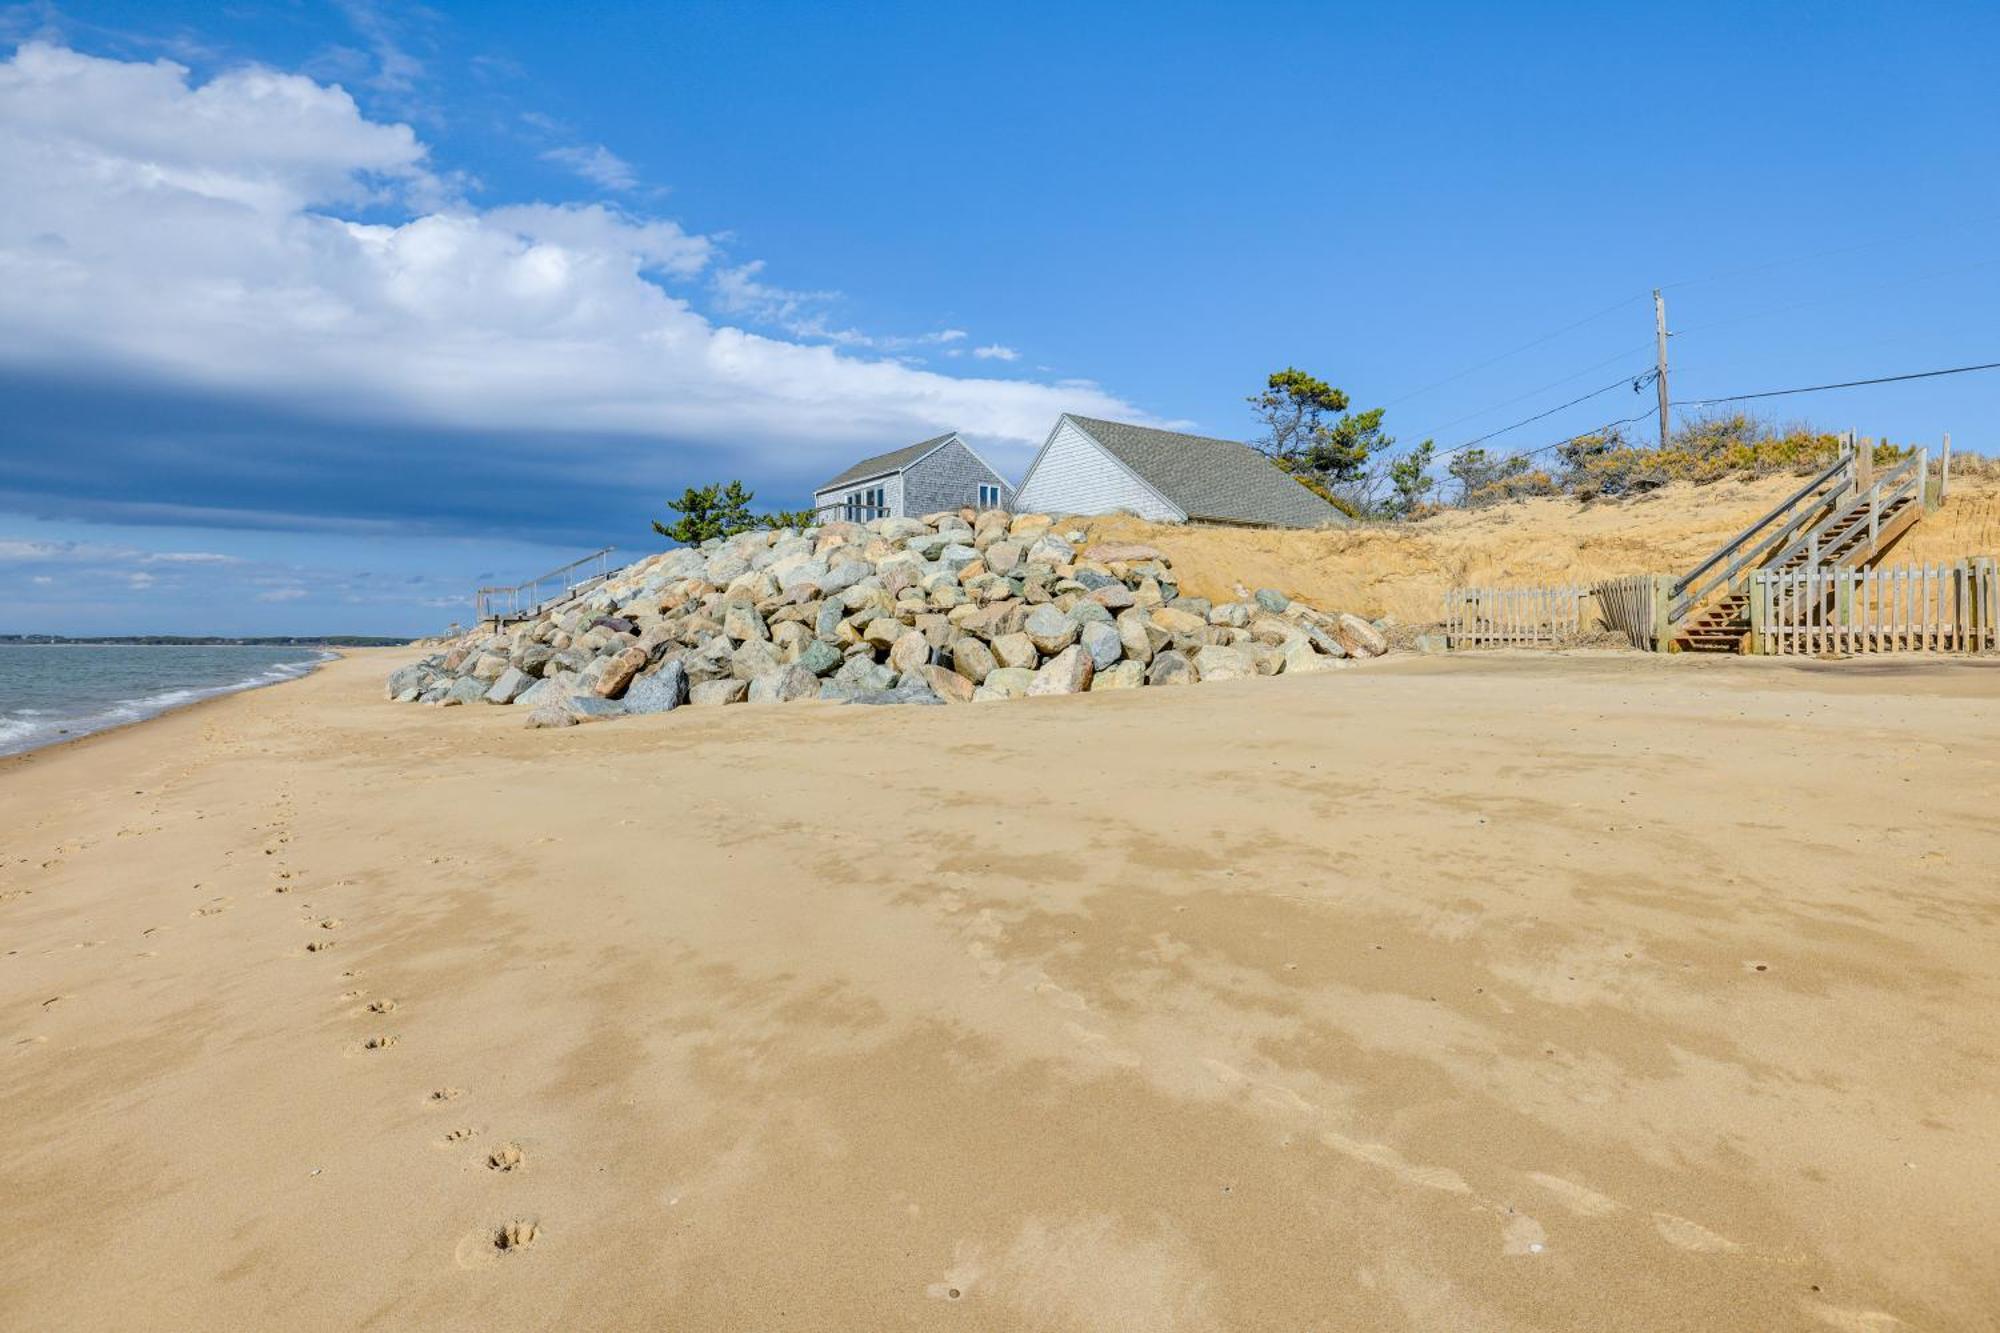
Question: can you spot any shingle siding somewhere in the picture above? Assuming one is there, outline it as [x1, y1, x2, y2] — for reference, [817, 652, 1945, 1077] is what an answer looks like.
[902, 438, 1014, 515]
[1014, 418, 1185, 521]
[811, 433, 1011, 520]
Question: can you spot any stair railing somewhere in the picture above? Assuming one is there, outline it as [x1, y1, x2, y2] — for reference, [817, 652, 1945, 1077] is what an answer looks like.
[1763, 449, 1923, 576]
[1758, 448, 1927, 629]
[1669, 453, 1854, 626]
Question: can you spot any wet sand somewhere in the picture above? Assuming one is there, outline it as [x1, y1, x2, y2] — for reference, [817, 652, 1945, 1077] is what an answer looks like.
[2, 648, 1996, 1330]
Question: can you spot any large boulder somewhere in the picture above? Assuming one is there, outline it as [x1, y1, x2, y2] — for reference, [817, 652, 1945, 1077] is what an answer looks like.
[623, 661, 688, 713]
[1023, 604, 1078, 656]
[990, 632, 1039, 670]
[1091, 661, 1148, 690]
[889, 629, 931, 675]
[747, 664, 817, 704]
[485, 666, 533, 705]
[1336, 613, 1388, 658]
[1027, 645, 1094, 695]
[690, 679, 749, 707]
[443, 675, 490, 705]
[918, 665, 976, 704]
[1145, 651, 1196, 686]
[797, 639, 844, 677]
[594, 646, 648, 698]
[1079, 621, 1123, 672]
[1193, 645, 1257, 682]
[948, 635, 997, 684]
[977, 667, 1036, 700]
[469, 652, 510, 683]
[386, 663, 430, 699]
[522, 703, 577, 729]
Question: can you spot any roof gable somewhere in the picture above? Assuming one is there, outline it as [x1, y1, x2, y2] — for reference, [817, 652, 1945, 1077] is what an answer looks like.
[817, 432, 958, 491]
[1063, 416, 1349, 528]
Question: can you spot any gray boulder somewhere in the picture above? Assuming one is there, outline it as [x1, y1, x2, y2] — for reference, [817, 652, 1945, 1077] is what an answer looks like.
[522, 703, 577, 729]
[1145, 651, 1196, 686]
[485, 666, 533, 704]
[747, 663, 817, 704]
[1255, 588, 1290, 613]
[623, 661, 688, 714]
[1024, 604, 1078, 656]
[689, 679, 749, 707]
[1079, 621, 1123, 672]
[798, 639, 844, 677]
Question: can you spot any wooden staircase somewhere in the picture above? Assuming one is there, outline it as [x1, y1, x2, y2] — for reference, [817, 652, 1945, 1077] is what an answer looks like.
[1669, 446, 1931, 653]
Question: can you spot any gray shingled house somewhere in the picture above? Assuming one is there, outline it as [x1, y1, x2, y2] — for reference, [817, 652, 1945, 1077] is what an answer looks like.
[1013, 414, 1350, 528]
[812, 432, 1014, 522]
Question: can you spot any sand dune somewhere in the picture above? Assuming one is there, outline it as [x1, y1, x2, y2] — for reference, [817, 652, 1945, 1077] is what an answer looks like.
[1083, 471, 2000, 623]
[2, 649, 1997, 1329]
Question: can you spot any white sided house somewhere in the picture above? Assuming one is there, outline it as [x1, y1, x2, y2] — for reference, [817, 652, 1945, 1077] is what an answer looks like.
[1014, 415, 1350, 529]
[812, 432, 1015, 522]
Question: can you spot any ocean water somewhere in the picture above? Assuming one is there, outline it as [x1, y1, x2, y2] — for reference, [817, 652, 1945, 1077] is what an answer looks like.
[0, 645, 331, 757]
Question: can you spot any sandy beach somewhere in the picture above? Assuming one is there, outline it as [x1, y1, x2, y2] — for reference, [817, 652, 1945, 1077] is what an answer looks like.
[3, 648, 1996, 1331]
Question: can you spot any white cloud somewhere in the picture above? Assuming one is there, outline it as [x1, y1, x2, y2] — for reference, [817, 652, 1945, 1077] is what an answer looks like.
[0, 43, 1145, 481]
[540, 143, 637, 192]
[256, 586, 309, 602]
[973, 344, 1020, 362]
[142, 550, 239, 565]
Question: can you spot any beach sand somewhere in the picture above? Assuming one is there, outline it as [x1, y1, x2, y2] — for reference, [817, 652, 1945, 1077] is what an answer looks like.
[2, 648, 1996, 1330]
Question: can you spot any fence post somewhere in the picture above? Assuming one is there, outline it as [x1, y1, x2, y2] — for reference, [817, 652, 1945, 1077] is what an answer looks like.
[1652, 574, 1674, 652]
[1940, 433, 1952, 502]
[1748, 572, 1765, 654]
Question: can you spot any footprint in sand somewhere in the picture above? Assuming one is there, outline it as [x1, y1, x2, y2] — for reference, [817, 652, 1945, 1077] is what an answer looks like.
[190, 900, 230, 918]
[305, 939, 336, 953]
[318, 918, 342, 931]
[361, 1034, 398, 1051]
[366, 998, 397, 1014]
[455, 1220, 540, 1267]
[436, 1127, 477, 1148]
[487, 1143, 524, 1172]
[426, 1087, 467, 1106]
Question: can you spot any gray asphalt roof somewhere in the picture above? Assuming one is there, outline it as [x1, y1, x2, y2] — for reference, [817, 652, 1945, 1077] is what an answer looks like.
[817, 433, 956, 491]
[1064, 416, 1351, 528]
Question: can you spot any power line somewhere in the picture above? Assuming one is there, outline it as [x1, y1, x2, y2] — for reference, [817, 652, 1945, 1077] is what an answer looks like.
[1431, 369, 1657, 460]
[1402, 342, 1655, 443]
[1673, 359, 2000, 408]
[1378, 292, 1649, 408]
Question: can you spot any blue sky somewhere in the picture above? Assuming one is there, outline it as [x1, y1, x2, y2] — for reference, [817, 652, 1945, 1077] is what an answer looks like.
[2, 1, 1995, 635]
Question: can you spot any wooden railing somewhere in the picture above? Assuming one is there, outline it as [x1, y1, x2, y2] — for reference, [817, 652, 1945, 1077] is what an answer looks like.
[1750, 558, 1997, 654]
[811, 502, 893, 523]
[475, 546, 617, 623]
[1669, 453, 1854, 625]
[1761, 448, 1924, 577]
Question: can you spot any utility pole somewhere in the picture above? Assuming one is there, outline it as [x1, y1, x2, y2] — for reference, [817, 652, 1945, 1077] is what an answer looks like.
[1653, 289, 1671, 450]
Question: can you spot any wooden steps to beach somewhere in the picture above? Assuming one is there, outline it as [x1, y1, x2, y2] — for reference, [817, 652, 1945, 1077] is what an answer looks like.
[1667, 444, 1932, 654]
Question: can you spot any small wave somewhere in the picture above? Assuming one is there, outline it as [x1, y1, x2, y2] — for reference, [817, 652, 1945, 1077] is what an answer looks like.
[0, 653, 332, 758]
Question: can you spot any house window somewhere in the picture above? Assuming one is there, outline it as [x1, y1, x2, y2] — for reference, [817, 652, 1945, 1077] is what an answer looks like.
[978, 483, 1001, 509]
[844, 490, 861, 522]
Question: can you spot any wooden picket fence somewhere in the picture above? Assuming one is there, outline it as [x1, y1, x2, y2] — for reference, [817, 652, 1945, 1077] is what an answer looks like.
[1442, 585, 1587, 648]
[1750, 558, 1999, 655]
